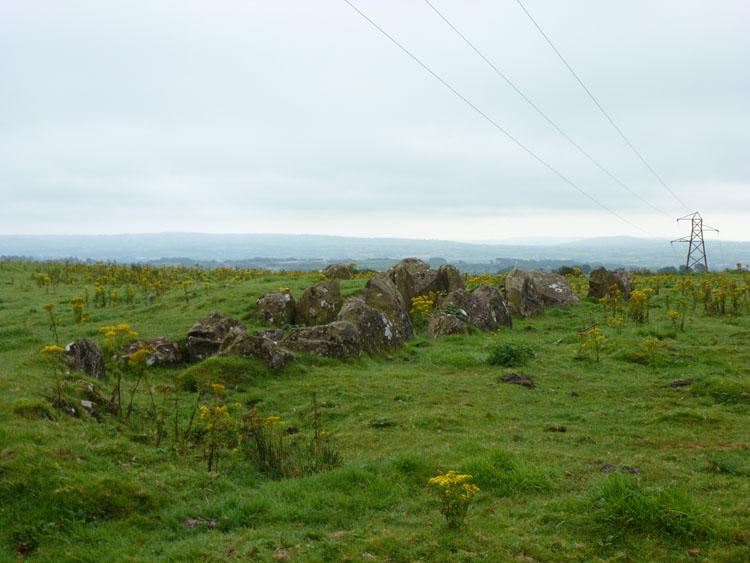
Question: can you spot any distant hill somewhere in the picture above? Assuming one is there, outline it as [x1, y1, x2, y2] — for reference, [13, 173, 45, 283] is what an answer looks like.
[1, 233, 748, 271]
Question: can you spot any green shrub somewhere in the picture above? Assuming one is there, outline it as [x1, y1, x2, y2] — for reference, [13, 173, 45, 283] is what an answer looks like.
[487, 341, 537, 367]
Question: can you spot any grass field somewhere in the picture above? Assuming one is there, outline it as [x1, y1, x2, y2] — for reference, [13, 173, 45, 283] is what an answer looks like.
[0, 261, 748, 562]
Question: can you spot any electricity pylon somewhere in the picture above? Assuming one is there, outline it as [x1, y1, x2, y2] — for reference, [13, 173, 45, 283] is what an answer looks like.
[671, 212, 718, 272]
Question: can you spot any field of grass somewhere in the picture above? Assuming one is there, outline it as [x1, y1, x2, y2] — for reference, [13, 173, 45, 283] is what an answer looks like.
[0, 261, 748, 562]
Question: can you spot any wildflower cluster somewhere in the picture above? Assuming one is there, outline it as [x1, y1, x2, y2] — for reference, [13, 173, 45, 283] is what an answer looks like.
[69, 296, 88, 323]
[428, 471, 480, 528]
[41, 345, 66, 405]
[99, 323, 140, 415]
[466, 273, 505, 290]
[628, 289, 652, 324]
[410, 292, 436, 328]
[562, 267, 588, 291]
[578, 327, 605, 362]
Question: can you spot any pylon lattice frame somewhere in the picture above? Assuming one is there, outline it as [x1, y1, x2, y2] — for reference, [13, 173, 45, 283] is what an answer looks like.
[671, 212, 718, 272]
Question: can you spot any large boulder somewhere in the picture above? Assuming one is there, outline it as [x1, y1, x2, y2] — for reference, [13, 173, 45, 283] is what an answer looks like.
[504, 269, 545, 318]
[253, 289, 296, 327]
[427, 311, 468, 339]
[434, 264, 465, 294]
[185, 311, 246, 362]
[220, 333, 299, 370]
[443, 289, 500, 332]
[471, 284, 512, 328]
[337, 298, 402, 356]
[322, 263, 351, 280]
[588, 266, 632, 300]
[296, 280, 343, 327]
[506, 269, 580, 316]
[364, 272, 414, 340]
[65, 339, 105, 380]
[386, 258, 438, 304]
[282, 321, 361, 360]
[122, 337, 180, 366]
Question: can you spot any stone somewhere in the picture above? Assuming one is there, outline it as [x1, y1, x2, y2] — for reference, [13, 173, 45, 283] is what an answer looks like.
[256, 328, 286, 343]
[471, 284, 512, 329]
[386, 258, 437, 304]
[65, 339, 106, 380]
[426, 311, 468, 339]
[322, 263, 351, 280]
[434, 264, 465, 294]
[122, 337, 180, 366]
[220, 332, 299, 370]
[588, 266, 632, 300]
[296, 280, 343, 327]
[282, 321, 361, 360]
[185, 311, 246, 362]
[364, 272, 414, 340]
[337, 298, 403, 355]
[80, 399, 99, 419]
[442, 289, 499, 332]
[253, 289, 296, 327]
[504, 268, 544, 318]
[515, 269, 580, 308]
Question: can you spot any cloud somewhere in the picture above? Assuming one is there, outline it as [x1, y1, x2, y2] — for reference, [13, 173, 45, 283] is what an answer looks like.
[0, 0, 748, 240]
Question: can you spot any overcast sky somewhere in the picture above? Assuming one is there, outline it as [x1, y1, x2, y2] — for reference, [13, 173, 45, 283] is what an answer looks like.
[1, 0, 748, 241]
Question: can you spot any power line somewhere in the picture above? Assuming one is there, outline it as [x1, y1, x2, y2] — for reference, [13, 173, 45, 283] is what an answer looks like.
[514, 0, 692, 213]
[423, 0, 674, 221]
[341, 0, 655, 237]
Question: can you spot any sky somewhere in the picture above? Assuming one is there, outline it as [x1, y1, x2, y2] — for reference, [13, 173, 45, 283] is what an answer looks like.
[1, 0, 748, 242]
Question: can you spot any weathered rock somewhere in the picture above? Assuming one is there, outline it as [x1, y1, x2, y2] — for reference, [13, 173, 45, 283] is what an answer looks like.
[506, 269, 580, 316]
[386, 258, 437, 304]
[434, 264, 465, 294]
[253, 289, 296, 327]
[185, 311, 246, 362]
[282, 321, 361, 360]
[337, 298, 402, 355]
[80, 399, 99, 419]
[220, 332, 299, 369]
[471, 284, 512, 329]
[322, 263, 351, 280]
[122, 337, 180, 366]
[65, 339, 106, 380]
[256, 328, 285, 343]
[588, 266, 632, 300]
[296, 280, 343, 327]
[443, 289, 499, 332]
[364, 272, 414, 340]
[504, 268, 545, 318]
[426, 311, 468, 339]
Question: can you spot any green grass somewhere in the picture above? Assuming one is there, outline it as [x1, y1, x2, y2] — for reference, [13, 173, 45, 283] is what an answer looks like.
[0, 262, 748, 561]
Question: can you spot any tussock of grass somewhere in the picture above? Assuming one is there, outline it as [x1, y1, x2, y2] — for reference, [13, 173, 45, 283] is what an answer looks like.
[584, 474, 714, 540]
[11, 399, 55, 420]
[654, 410, 721, 426]
[705, 455, 748, 476]
[691, 376, 750, 404]
[486, 341, 537, 367]
[178, 356, 271, 391]
[460, 450, 554, 495]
